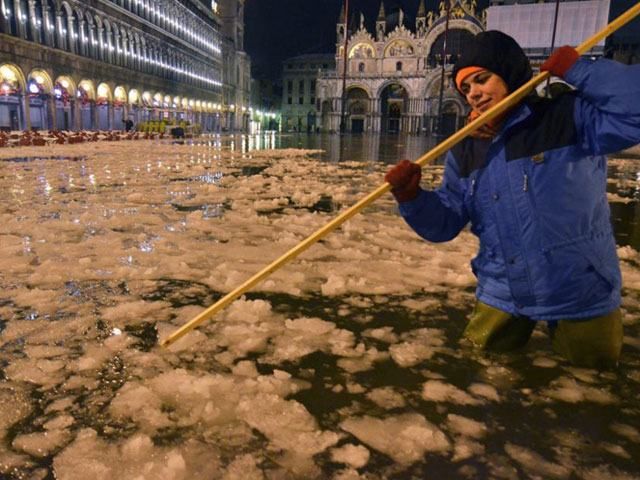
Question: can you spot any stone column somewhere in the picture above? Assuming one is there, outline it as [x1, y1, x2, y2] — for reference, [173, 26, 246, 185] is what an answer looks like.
[21, 94, 32, 131]
[28, 0, 40, 43]
[91, 102, 98, 130]
[47, 95, 57, 130]
[73, 100, 81, 131]
[108, 103, 114, 130]
[56, 14, 64, 49]
[13, 0, 27, 39]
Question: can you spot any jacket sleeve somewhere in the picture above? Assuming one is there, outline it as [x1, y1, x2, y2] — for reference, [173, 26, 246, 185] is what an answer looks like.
[566, 57, 640, 155]
[397, 151, 469, 243]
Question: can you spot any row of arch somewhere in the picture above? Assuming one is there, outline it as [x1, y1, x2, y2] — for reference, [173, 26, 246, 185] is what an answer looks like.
[0, 63, 232, 132]
[0, 0, 222, 89]
[316, 80, 464, 135]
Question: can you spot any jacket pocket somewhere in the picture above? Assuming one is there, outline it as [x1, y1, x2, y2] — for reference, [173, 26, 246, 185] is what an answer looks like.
[532, 238, 615, 308]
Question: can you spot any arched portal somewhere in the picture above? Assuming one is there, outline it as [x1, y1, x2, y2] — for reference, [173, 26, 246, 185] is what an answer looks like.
[96, 83, 112, 130]
[54, 76, 76, 130]
[27, 69, 54, 130]
[345, 87, 370, 134]
[0, 64, 25, 131]
[78, 79, 96, 130]
[128, 89, 141, 125]
[380, 83, 408, 134]
[113, 86, 127, 130]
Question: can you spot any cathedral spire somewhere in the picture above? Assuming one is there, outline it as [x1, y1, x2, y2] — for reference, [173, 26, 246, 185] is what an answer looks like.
[339, 0, 346, 23]
[416, 0, 427, 33]
[377, 2, 385, 21]
[376, 1, 386, 41]
[417, 0, 426, 17]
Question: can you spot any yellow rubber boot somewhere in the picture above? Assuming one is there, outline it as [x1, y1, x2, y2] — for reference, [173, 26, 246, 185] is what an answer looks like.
[552, 308, 623, 369]
[464, 302, 536, 351]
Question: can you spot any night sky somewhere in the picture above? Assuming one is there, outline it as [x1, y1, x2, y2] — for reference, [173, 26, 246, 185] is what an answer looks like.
[244, 0, 640, 80]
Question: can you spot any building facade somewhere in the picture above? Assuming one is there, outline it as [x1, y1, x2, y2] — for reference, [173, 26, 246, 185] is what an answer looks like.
[281, 53, 335, 133]
[0, 0, 248, 132]
[316, 0, 484, 135]
[218, 0, 250, 131]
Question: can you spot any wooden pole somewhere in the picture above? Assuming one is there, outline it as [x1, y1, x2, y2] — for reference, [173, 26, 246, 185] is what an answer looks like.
[161, 2, 640, 348]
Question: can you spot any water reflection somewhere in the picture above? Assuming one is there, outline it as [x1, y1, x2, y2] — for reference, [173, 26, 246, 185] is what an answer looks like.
[193, 132, 442, 165]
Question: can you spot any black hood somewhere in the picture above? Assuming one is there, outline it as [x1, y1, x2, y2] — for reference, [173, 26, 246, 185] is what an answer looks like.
[452, 30, 533, 95]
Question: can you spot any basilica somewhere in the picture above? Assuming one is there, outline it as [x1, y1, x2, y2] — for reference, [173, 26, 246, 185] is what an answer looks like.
[316, 0, 486, 135]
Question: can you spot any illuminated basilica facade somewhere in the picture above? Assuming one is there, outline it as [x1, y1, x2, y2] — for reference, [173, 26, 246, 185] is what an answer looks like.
[0, 0, 250, 132]
[317, 0, 485, 134]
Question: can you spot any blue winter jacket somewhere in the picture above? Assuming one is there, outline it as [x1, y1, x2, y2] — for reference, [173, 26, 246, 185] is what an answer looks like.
[399, 58, 640, 320]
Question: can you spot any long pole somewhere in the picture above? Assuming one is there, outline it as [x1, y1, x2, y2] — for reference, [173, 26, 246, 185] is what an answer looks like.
[436, 0, 451, 135]
[339, 0, 349, 133]
[161, 3, 640, 348]
[545, 0, 562, 97]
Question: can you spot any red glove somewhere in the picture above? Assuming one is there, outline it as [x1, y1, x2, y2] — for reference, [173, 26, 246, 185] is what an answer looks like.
[541, 46, 579, 79]
[385, 160, 421, 202]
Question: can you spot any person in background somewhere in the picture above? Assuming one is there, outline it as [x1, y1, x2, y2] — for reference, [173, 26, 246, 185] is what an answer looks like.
[385, 31, 640, 369]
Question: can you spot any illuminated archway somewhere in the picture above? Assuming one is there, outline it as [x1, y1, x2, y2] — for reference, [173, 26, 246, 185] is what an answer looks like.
[53, 76, 77, 131]
[0, 64, 26, 130]
[27, 69, 55, 130]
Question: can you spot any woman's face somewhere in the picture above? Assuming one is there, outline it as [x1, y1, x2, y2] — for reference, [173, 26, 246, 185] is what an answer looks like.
[459, 70, 509, 114]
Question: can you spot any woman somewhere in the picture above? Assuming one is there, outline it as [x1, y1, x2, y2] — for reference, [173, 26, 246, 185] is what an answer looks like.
[385, 31, 640, 368]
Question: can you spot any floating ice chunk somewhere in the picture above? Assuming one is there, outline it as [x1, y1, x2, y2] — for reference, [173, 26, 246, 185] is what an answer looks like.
[446, 414, 487, 439]
[285, 317, 335, 335]
[12, 429, 72, 458]
[467, 383, 501, 402]
[532, 356, 559, 368]
[362, 327, 398, 344]
[101, 300, 173, 327]
[389, 328, 445, 368]
[451, 438, 485, 462]
[232, 360, 259, 378]
[224, 298, 273, 324]
[44, 415, 75, 430]
[541, 377, 617, 404]
[221, 454, 264, 480]
[53, 428, 222, 479]
[365, 387, 407, 409]
[341, 414, 450, 464]
[5, 357, 66, 388]
[330, 444, 370, 468]
[237, 393, 340, 457]
[609, 423, 640, 443]
[337, 347, 388, 373]
[0, 385, 32, 436]
[109, 383, 172, 433]
[504, 443, 571, 479]
[421, 381, 482, 406]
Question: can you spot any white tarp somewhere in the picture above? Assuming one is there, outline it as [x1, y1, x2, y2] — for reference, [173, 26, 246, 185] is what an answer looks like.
[486, 0, 611, 49]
